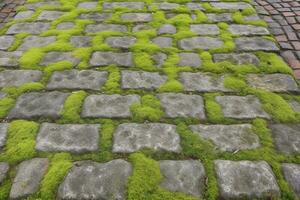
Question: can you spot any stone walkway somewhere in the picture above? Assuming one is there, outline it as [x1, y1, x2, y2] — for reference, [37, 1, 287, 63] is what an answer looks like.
[0, 0, 299, 199]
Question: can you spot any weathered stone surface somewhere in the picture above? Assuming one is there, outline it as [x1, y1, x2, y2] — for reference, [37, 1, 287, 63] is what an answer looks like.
[214, 160, 280, 199]
[77, 2, 97, 9]
[178, 53, 202, 67]
[18, 36, 56, 51]
[47, 70, 108, 90]
[86, 23, 127, 33]
[211, 2, 252, 10]
[10, 158, 49, 199]
[14, 11, 34, 19]
[102, 2, 145, 9]
[82, 94, 140, 118]
[158, 24, 176, 35]
[121, 13, 152, 22]
[7, 22, 50, 34]
[153, 52, 167, 67]
[0, 162, 9, 184]
[37, 11, 65, 21]
[179, 72, 230, 92]
[57, 22, 74, 30]
[213, 53, 260, 65]
[157, 93, 206, 119]
[207, 13, 233, 22]
[282, 163, 300, 198]
[70, 36, 91, 48]
[90, 52, 133, 67]
[8, 91, 69, 119]
[0, 70, 42, 87]
[289, 101, 300, 112]
[159, 2, 179, 10]
[247, 74, 299, 92]
[113, 123, 181, 153]
[190, 124, 260, 152]
[0, 36, 14, 50]
[269, 124, 300, 154]
[160, 160, 206, 197]
[190, 24, 220, 35]
[215, 95, 270, 119]
[79, 13, 112, 22]
[105, 36, 136, 49]
[58, 159, 132, 200]
[0, 123, 8, 149]
[178, 37, 223, 50]
[40, 52, 79, 66]
[228, 25, 269, 36]
[235, 37, 279, 51]
[0, 51, 22, 67]
[186, 3, 204, 10]
[0, 92, 6, 99]
[132, 24, 152, 32]
[26, 1, 61, 10]
[244, 14, 260, 21]
[152, 37, 173, 48]
[121, 70, 167, 90]
[36, 123, 100, 153]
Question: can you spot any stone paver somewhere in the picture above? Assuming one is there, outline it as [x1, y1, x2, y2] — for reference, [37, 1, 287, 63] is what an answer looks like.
[90, 52, 133, 67]
[0, 123, 7, 149]
[121, 13, 152, 22]
[40, 52, 79, 66]
[18, 36, 56, 51]
[282, 163, 300, 198]
[79, 13, 112, 22]
[102, 2, 145, 10]
[228, 24, 270, 36]
[37, 11, 65, 21]
[70, 36, 91, 48]
[158, 24, 176, 35]
[178, 36, 224, 50]
[152, 37, 173, 48]
[211, 2, 252, 10]
[235, 37, 279, 51]
[0, 162, 9, 184]
[85, 23, 127, 33]
[0, 36, 14, 50]
[213, 53, 260, 65]
[105, 36, 136, 49]
[0, 70, 42, 87]
[7, 22, 50, 34]
[178, 53, 202, 68]
[190, 24, 220, 36]
[0, 51, 22, 67]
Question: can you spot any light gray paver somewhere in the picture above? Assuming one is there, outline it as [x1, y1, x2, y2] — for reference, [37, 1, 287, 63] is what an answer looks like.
[77, 2, 98, 9]
[90, 52, 133, 67]
[152, 37, 173, 48]
[70, 36, 91, 48]
[0, 123, 8, 149]
[57, 22, 74, 30]
[105, 36, 136, 49]
[132, 24, 152, 32]
[228, 24, 269, 36]
[207, 13, 233, 22]
[190, 24, 220, 35]
[113, 123, 181, 153]
[160, 160, 206, 198]
[18, 36, 56, 51]
[0, 163, 9, 184]
[79, 13, 112, 21]
[159, 2, 179, 10]
[40, 52, 79, 66]
[289, 101, 300, 113]
[86, 23, 127, 33]
[7, 22, 50, 34]
[0, 36, 14, 50]
[178, 36, 224, 50]
[186, 3, 204, 11]
[37, 11, 65, 21]
[13, 11, 34, 19]
[178, 53, 202, 67]
[102, 2, 145, 9]
[0, 70, 42, 87]
[121, 13, 152, 22]
[282, 163, 300, 198]
[213, 53, 260, 65]
[153, 52, 167, 67]
[0, 51, 22, 67]
[158, 24, 176, 35]
[26, 1, 61, 10]
[58, 159, 132, 200]
[235, 37, 279, 51]
[211, 2, 252, 10]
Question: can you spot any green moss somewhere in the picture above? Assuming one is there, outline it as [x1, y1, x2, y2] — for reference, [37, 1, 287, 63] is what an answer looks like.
[0, 180, 11, 200]
[42, 61, 73, 83]
[195, 10, 208, 23]
[2, 82, 44, 98]
[204, 93, 226, 124]
[223, 76, 248, 94]
[102, 66, 121, 93]
[8, 33, 30, 51]
[158, 79, 183, 92]
[19, 48, 45, 69]
[134, 52, 157, 71]
[73, 47, 92, 69]
[257, 52, 293, 74]
[0, 97, 15, 118]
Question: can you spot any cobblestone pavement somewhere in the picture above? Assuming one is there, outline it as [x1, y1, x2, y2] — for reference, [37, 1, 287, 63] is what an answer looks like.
[0, 0, 299, 199]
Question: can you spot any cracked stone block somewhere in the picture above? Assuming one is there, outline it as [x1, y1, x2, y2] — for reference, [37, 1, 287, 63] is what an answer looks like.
[77, 2, 98, 9]
[158, 24, 176, 35]
[0, 163, 9, 184]
[85, 23, 127, 33]
[228, 25, 269, 36]
[8, 91, 69, 119]
[190, 124, 260, 152]
[186, 3, 204, 10]
[269, 124, 300, 154]
[90, 52, 133, 67]
[105, 36, 136, 49]
[14, 11, 34, 19]
[57, 22, 75, 30]
[121, 70, 167, 90]
[0, 36, 14, 50]
[58, 159, 132, 200]
[36, 123, 100, 153]
[160, 160, 206, 198]
[7, 22, 50, 34]
[207, 13, 233, 22]
[70, 36, 91, 48]
[178, 53, 202, 68]
[26, 2, 61, 10]
[235, 37, 279, 51]
[37, 11, 65, 21]
[47, 70, 108, 90]
[159, 2, 179, 10]
[214, 160, 280, 199]
[157, 93, 206, 119]
[18, 36, 56, 51]
[179, 72, 230, 92]
[0, 51, 22, 67]
[213, 53, 260, 65]
[10, 158, 49, 199]
[79, 13, 112, 22]
[82, 94, 140, 118]
[40, 52, 79, 66]
[0, 123, 8, 149]
[152, 37, 173, 48]
[289, 101, 300, 113]
[247, 74, 299, 92]
[0, 70, 42, 87]
[153, 52, 167, 67]
[190, 24, 220, 35]
[178, 37, 223, 50]
[132, 24, 153, 32]
[102, 2, 145, 9]
[211, 2, 252, 10]
[113, 123, 181, 153]
[282, 163, 300, 198]
[121, 13, 152, 22]
[215, 95, 270, 119]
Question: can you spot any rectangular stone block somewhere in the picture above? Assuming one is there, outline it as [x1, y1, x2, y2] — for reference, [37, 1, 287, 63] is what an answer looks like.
[89, 52, 133, 67]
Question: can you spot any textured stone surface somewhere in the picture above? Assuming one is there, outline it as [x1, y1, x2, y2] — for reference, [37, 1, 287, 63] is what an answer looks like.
[7, 22, 50, 34]
[187, 3, 204, 11]
[213, 53, 260, 65]
[0, 162, 9, 184]
[58, 159, 132, 200]
[160, 160, 206, 197]
[159, 2, 179, 10]
[121, 13, 152, 22]
[190, 124, 260, 152]
[105, 36, 136, 49]
[77, 2, 97, 9]
[152, 37, 173, 48]
[228, 25, 269, 36]
[0, 36, 14, 50]
[37, 11, 65, 21]
[178, 53, 202, 67]
[40, 52, 79, 66]
[190, 24, 220, 35]
[0, 123, 7, 149]
[102, 2, 145, 9]
[132, 24, 152, 32]
[121, 70, 167, 90]
[57, 22, 74, 30]
[85, 23, 126, 33]
[79, 13, 111, 21]
[211, 2, 252, 10]
[214, 160, 280, 199]
[179, 72, 230, 92]
[18, 36, 56, 51]
[215, 95, 270, 119]
[0, 70, 42, 87]
[289, 101, 300, 113]
[282, 163, 300, 198]
[207, 13, 233, 22]
[14, 11, 34, 19]
[36, 123, 100, 153]
[47, 70, 108, 90]
[235, 37, 279, 51]
[8, 91, 69, 119]
[247, 74, 299, 92]
[158, 93, 206, 119]
[269, 124, 300, 154]
[70, 36, 91, 48]
[113, 123, 181, 153]
[90, 52, 133, 67]
[10, 158, 49, 199]
[0, 51, 22, 67]
[178, 37, 223, 50]
[26, 2, 61, 10]
[82, 94, 140, 118]
[153, 52, 167, 67]
[158, 24, 176, 35]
